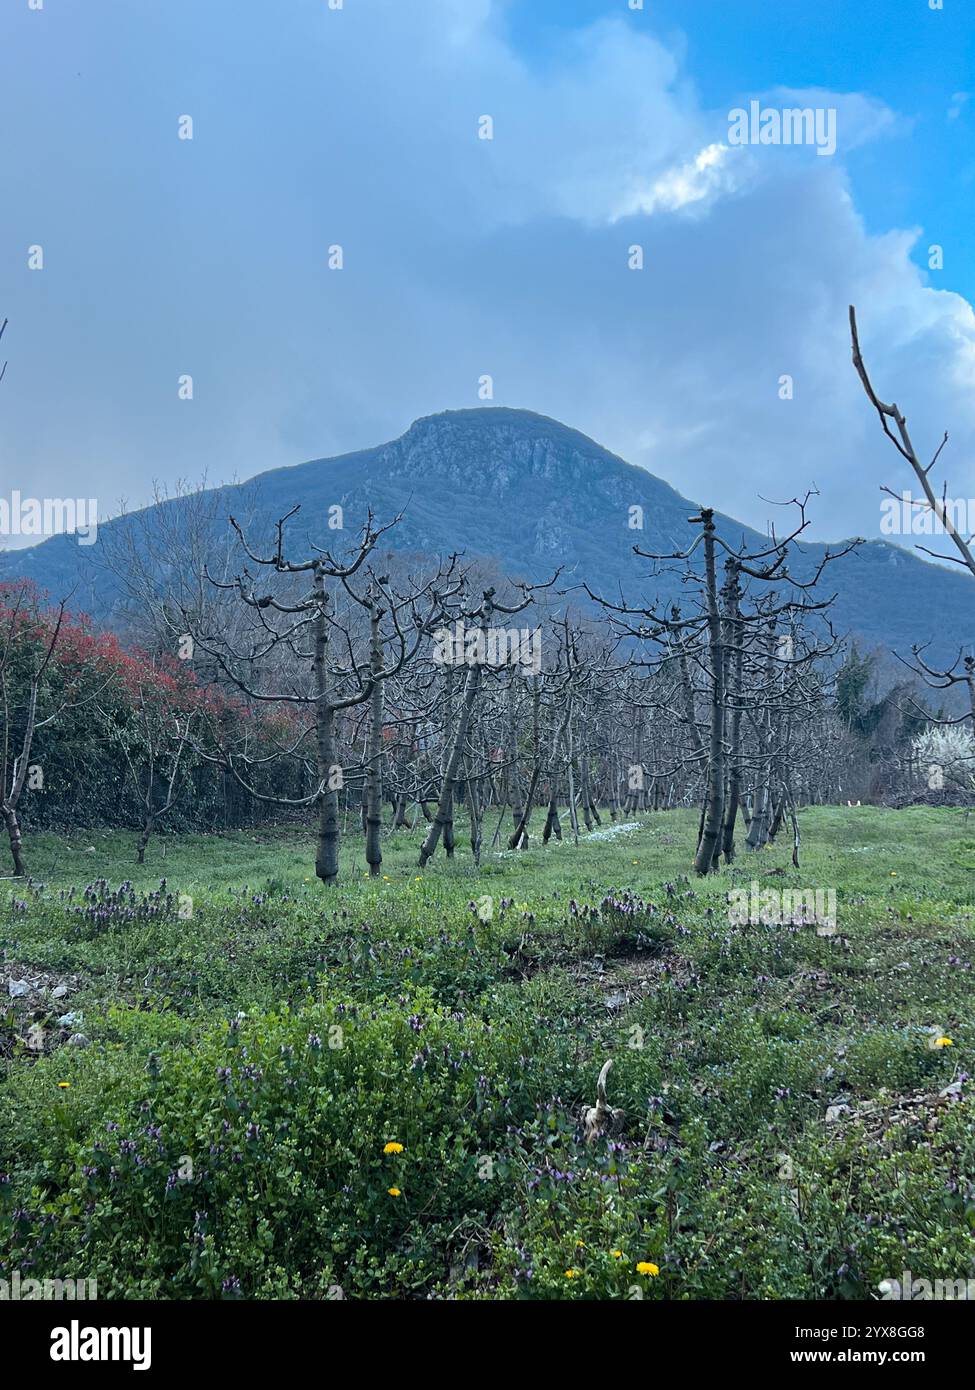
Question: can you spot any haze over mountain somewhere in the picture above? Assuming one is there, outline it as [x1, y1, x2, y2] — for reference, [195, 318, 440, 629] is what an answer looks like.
[2, 407, 972, 666]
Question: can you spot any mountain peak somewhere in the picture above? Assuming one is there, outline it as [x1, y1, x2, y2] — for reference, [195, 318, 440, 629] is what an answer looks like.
[405, 405, 583, 433]
[396, 405, 618, 459]
[1, 408, 972, 669]
[380, 406, 642, 499]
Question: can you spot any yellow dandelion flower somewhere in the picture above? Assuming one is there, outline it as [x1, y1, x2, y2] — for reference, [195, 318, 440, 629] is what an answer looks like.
[890, 871, 897, 877]
[383, 1141, 404, 1154]
[575, 1239, 586, 1248]
[383, 875, 390, 881]
[935, 1036, 953, 1048]
[635, 1261, 660, 1277]
[387, 1187, 401, 1197]
[611, 1250, 623, 1259]
[57, 1081, 71, 1089]
[564, 1269, 579, 1278]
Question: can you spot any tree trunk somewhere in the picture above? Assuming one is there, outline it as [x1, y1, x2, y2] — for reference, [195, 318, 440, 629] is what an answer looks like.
[364, 603, 385, 877]
[694, 510, 726, 875]
[467, 763, 483, 866]
[720, 559, 743, 864]
[312, 569, 341, 884]
[136, 819, 154, 865]
[419, 661, 482, 868]
[3, 806, 25, 877]
[508, 678, 541, 849]
[506, 681, 526, 837]
[745, 626, 777, 852]
[542, 793, 562, 842]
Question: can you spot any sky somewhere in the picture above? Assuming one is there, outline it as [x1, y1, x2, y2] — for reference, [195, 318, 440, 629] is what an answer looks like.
[1, 0, 974, 551]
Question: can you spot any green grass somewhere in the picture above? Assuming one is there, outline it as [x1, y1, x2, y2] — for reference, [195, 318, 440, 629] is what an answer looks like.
[2, 805, 974, 1299]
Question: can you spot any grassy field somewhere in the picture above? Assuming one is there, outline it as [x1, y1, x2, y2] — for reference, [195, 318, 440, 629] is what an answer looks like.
[2, 805, 974, 1300]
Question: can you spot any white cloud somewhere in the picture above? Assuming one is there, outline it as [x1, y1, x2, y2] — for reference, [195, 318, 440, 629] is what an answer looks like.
[612, 142, 742, 219]
[760, 88, 905, 151]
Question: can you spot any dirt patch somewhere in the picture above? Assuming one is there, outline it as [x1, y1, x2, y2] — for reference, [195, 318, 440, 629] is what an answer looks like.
[824, 1080, 968, 1144]
[1, 962, 87, 1060]
[565, 949, 698, 1009]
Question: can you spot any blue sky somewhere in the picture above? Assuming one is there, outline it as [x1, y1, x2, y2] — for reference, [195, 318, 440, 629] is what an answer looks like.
[1, 0, 974, 550]
[508, 0, 975, 298]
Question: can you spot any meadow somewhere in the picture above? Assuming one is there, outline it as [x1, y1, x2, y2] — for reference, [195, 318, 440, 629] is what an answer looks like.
[2, 805, 974, 1300]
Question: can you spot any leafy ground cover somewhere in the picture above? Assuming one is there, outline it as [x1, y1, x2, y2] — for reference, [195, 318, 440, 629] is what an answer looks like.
[1, 806, 973, 1299]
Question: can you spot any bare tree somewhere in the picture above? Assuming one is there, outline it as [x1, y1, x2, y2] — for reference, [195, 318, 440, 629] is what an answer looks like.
[851, 304, 975, 724]
[0, 586, 67, 875]
[186, 507, 453, 883]
[100, 664, 199, 864]
[417, 575, 555, 869]
[587, 498, 854, 872]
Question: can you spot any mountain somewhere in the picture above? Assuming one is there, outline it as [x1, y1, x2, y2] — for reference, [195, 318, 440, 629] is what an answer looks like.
[2, 406, 972, 665]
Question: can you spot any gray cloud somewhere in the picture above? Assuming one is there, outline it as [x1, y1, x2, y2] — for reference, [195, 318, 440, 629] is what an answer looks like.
[1, 0, 972, 555]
